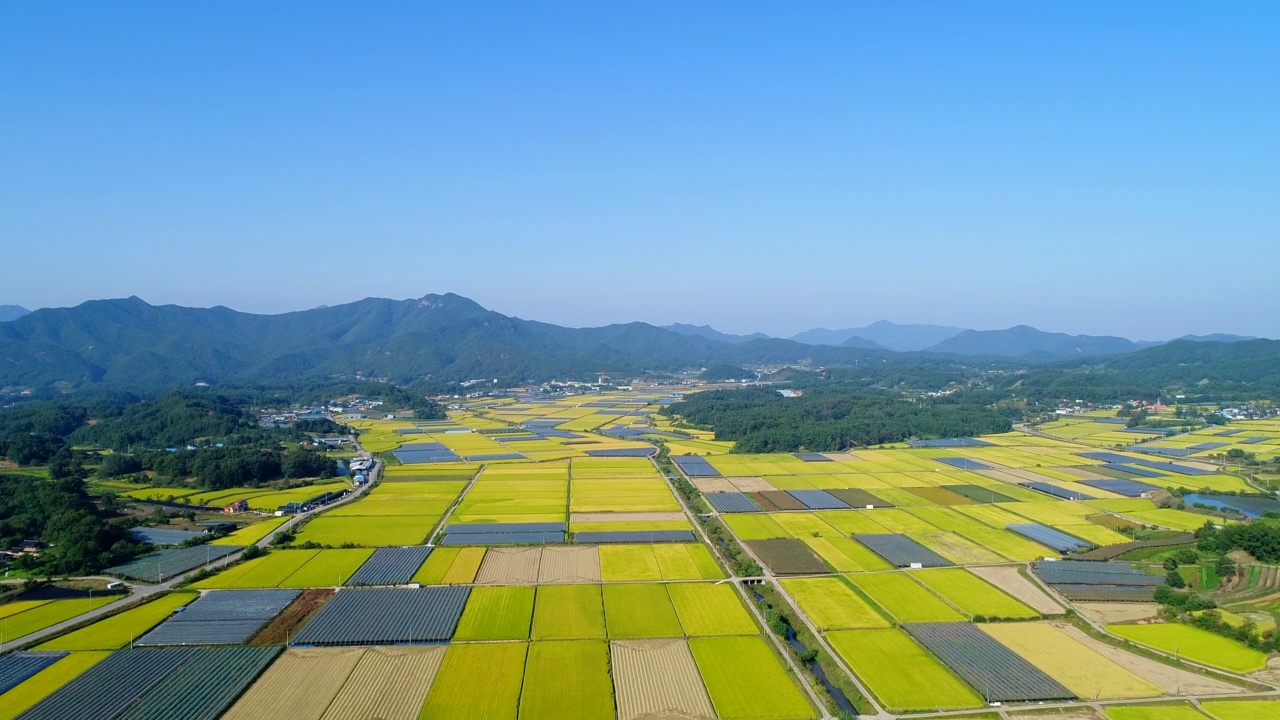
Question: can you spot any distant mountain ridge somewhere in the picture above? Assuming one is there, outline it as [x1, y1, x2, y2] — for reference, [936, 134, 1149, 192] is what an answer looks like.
[0, 294, 896, 391]
[791, 321, 964, 351]
[925, 325, 1140, 360]
[0, 305, 30, 322]
[663, 323, 770, 344]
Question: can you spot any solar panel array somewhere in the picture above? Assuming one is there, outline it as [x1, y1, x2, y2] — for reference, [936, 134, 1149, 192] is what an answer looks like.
[0, 651, 67, 695]
[786, 490, 850, 510]
[1079, 478, 1158, 497]
[903, 623, 1074, 702]
[1006, 523, 1090, 553]
[1188, 442, 1229, 452]
[464, 452, 526, 462]
[129, 527, 205, 546]
[1100, 463, 1165, 478]
[793, 452, 833, 462]
[16, 647, 196, 720]
[137, 589, 300, 646]
[705, 492, 761, 513]
[108, 544, 242, 583]
[347, 546, 433, 586]
[1021, 482, 1094, 500]
[1242, 436, 1269, 445]
[934, 457, 994, 470]
[392, 441, 462, 463]
[292, 586, 471, 646]
[1033, 560, 1163, 586]
[574, 530, 697, 543]
[826, 488, 893, 508]
[1217, 428, 1245, 436]
[491, 435, 544, 443]
[672, 456, 722, 477]
[441, 521, 566, 545]
[584, 447, 656, 457]
[1078, 452, 1210, 475]
[853, 534, 952, 567]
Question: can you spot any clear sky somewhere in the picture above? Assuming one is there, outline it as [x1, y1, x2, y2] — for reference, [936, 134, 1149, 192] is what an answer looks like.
[2, 3, 1277, 340]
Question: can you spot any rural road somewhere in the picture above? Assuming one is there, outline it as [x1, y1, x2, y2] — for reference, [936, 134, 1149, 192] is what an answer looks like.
[0, 446, 378, 654]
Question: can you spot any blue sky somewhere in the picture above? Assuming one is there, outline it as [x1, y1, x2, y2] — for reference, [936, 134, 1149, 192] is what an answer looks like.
[2, 3, 1276, 339]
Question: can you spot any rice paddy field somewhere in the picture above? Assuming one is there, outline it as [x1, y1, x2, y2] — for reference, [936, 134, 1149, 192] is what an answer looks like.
[9, 391, 1280, 719]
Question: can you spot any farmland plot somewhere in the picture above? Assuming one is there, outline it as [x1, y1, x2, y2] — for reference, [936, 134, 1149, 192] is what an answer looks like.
[667, 583, 757, 636]
[599, 545, 664, 581]
[848, 573, 963, 623]
[532, 585, 606, 640]
[420, 643, 526, 720]
[319, 646, 445, 720]
[453, 586, 534, 641]
[781, 577, 890, 630]
[16, 647, 194, 720]
[475, 547, 542, 585]
[746, 539, 828, 575]
[519, 641, 615, 720]
[291, 587, 470, 646]
[826, 629, 983, 711]
[280, 549, 375, 588]
[967, 565, 1064, 614]
[981, 623, 1162, 699]
[38, 592, 198, 651]
[603, 584, 683, 638]
[1106, 623, 1269, 673]
[538, 546, 601, 583]
[688, 636, 817, 720]
[194, 549, 318, 589]
[904, 622, 1074, 702]
[1201, 700, 1280, 719]
[611, 639, 715, 720]
[221, 647, 364, 720]
[908, 569, 1038, 619]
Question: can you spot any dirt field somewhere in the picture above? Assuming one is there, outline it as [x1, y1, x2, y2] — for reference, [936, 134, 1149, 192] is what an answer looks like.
[690, 477, 738, 493]
[1055, 623, 1246, 695]
[572, 512, 686, 523]
[611, 638, 716, 720]
[1074, 602, 1160, 624]
[758, 490, 806, 511]
[1251, 655, 1280, 685]
[222, 647, 365, 720]
[968, 565, 1064, 614]
[538, 546, 602, 583]
[321, 646, 446, 720]
[251, 588, 334, 645]
[726, 476, 775, 492]
[475, 547, 542, 585]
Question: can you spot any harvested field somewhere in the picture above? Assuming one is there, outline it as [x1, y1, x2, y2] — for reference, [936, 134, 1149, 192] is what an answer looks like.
[981, 623, 1162, 699]
[691, 477, 738, 493]
[1074, 603, 1160, 624]
[250, 589, 334, 645]
[968, 565, 1064, 614]
[453, 586, 534, 641]
[746, 539, 828, 575]
[757, 490, 806, 510]
[604, 584, 683, 638]
[571, 512, 685, 523]
[612, 639, 715, 720]
[421, 643, 526, 720]
[532, 584, 606, 639]
[726, 476, 774, 492]
[538, 546, 602, 583]
[222, 647, 364, 720]
[1056, 624, 1245, 696]
[474, 547, 542, 585]
[689, 636, 817, 719]
[904, 486, 976, 505]
[667, 583, 757, 636]
[519, 640, 615, 720]
[320, 646, 445, 720]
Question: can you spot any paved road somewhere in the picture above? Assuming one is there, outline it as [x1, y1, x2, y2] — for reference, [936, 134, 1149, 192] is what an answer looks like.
[1, 448, 378, 654]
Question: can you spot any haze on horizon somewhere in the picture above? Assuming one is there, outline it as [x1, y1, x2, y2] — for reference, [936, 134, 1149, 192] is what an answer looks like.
[2, 4, 1277, 340]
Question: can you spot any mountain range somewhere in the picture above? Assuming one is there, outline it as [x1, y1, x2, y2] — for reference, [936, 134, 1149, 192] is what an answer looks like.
[0, 306, 30, 322]
[0, 294, 1265, 392]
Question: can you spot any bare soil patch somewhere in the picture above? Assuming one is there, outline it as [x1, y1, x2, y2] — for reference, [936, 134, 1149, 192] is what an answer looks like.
[726, 476, 774, 492]
[968, 565, 1064, 614]
[690, 477, 737, 494]
[475, 547, 542, 585]
[1073, 602, 1159, 624]
[538, 546, 602, 583]
[251, 588, 335, 645]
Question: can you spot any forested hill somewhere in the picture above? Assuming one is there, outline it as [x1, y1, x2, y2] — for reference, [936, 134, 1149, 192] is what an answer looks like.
[0, 294, 907, 391]
[665, 384, 1013, 453]
[1009, 339, 1280, 403]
